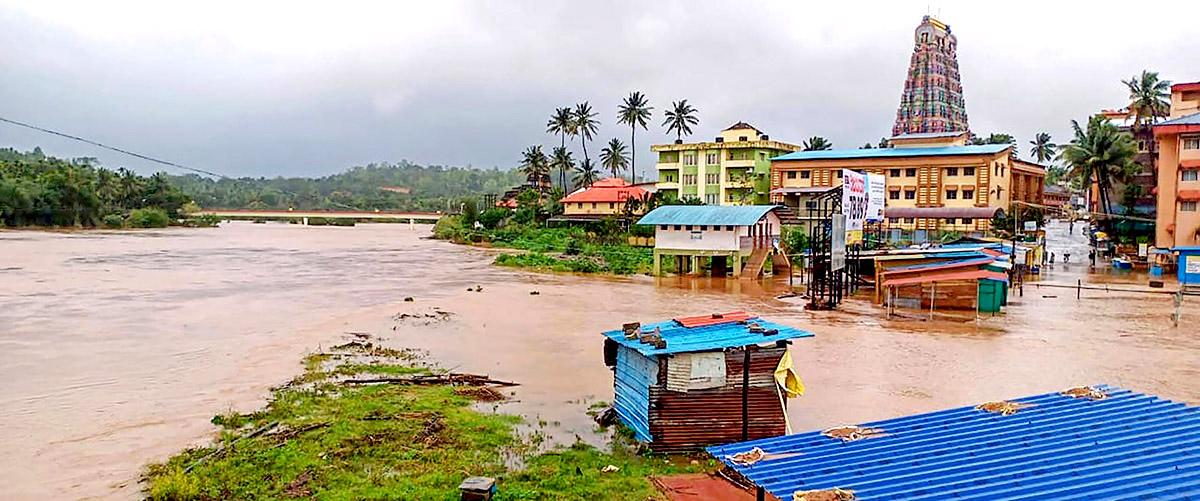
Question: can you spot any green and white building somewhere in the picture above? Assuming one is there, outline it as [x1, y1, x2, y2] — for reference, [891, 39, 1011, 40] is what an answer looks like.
[653, 122, 800, 205]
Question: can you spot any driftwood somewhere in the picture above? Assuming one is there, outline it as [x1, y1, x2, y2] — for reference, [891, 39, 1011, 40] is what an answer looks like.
[343, 372, 518, 387]
[185, 420, 279, 472]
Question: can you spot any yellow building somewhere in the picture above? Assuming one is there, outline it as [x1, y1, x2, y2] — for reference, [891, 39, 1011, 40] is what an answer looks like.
[653, 122, 800, 206]
[770, 132, 1045, 234]
[1154, 81, 1200, 248]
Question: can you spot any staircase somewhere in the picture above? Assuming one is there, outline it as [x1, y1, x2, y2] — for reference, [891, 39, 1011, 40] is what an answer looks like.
[742, 247, 770, 279]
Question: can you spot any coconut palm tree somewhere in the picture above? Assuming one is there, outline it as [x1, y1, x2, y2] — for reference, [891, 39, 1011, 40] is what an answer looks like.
[519, 145, 550, 187]
[617, 92, 653, 183]
[573, 102, 600, 162]
[802, 136, 832, 151]
[599, 138, 629, 179]
[546, 107, 575, 152]
[574, 158, 600, 189]
[550, 146, 574, 191]
[1124, 70, 1172, 127]
[1028, 132, 1057, 163]
[662, 100, 699, 142]
[1060, 115, 1137, 219]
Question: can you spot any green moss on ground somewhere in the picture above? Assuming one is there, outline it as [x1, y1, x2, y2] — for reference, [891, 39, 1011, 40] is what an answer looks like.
[144, 343, 708, 500]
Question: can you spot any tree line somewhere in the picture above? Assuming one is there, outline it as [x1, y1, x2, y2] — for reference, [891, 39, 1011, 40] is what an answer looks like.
[0, 147, 189, 227]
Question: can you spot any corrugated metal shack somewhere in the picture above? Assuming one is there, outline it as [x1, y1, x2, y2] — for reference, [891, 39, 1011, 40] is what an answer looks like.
[709, 384, 1200, 500]
[601, 311, 814, 453]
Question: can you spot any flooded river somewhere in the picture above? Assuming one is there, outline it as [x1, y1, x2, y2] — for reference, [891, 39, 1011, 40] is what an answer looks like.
[1, 220, 1196, 499]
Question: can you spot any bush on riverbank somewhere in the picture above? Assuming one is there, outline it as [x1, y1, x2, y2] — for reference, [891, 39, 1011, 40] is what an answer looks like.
[143, 343, 706, 499]
[127, 208, 172, 228]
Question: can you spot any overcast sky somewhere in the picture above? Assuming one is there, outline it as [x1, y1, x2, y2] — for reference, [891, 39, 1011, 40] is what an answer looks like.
[1, 0, 1198, 178]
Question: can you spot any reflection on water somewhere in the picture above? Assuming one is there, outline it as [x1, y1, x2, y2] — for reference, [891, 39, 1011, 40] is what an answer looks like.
[1, 219, 1196, 500]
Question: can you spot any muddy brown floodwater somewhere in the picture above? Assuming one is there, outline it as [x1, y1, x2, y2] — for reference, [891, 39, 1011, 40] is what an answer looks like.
[2, 220, 1197, 499]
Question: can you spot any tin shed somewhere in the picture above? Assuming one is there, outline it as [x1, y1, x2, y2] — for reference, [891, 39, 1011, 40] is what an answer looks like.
[601, 312, 814, 453]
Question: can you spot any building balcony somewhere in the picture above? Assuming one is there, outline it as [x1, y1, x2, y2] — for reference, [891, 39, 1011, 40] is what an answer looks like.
[657, 181, 680, 189]
[723, 159, 755, 168]
[723, 179, 754, 188]
[656, 162, 681, 170]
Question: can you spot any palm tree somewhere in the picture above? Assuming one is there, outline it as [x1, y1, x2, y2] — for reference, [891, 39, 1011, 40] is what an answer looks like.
[519, 145, 550, 188]
[1028, 132, 1057, 163]
[546, 107, 575, 152]
[662, 100, 699, 143]
[599, 138, 629, 179]
[617, 92, 653, 183]
[1124, 70, 1172, 127]
[802, 136, 832, 151]
[573, 102, 600, 162]
[1060, 115, 1137, 219]
[550, 146, 574, 191]
[574, 158, 600, 189]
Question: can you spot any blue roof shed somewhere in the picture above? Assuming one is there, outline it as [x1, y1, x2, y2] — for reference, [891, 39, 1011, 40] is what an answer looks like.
[636, 205, 781, 227]
[709, 385, 1200, 500]
[1175, 246, 1200, 286]
[602, 313, 813, 452]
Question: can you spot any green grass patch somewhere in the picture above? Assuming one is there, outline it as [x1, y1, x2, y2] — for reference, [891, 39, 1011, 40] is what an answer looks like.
[145, 343, 708, 500]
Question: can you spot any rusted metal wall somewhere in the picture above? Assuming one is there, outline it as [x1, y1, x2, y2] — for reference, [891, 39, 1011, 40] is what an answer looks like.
[647, 344, 787, 453]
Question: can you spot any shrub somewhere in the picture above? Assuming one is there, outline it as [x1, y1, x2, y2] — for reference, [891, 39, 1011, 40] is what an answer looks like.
[184, 214, 221, 228]
[432, 215, 467, 241]
[781, 226, 808, 254]
[477, 208, 509, 229]
[147, 466, 200, 500]
[102, 214, 125, 228]
[564, 238, 582, 255]
[127, 208, 171, 228]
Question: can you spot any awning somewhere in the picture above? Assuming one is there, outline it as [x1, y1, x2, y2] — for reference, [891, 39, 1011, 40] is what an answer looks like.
[884, 207, 1003, 219]
[883, 268, 1009, 287]
[1179, 189, 1200, 202]
[1180, 159, 1200, 169]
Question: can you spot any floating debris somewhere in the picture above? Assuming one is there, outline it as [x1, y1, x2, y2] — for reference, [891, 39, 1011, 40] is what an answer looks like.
[600, 464, 620, 473]
[403, 296, 414, 302]
[454, 385, 506, 402]
[794, 488, 855, 501]
[822, 425, 887, 442]
[529, 290, 540, 295]
[1061, 386, 1107, 400]
[976, 401, 1036, 416]
[724, 446, 802, 466]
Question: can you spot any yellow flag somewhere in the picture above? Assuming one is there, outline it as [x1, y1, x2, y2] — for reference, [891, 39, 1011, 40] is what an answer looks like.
[774, 350, 805, 398]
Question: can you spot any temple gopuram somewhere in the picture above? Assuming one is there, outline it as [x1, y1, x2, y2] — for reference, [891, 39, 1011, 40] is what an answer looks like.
[892, 16, 969, 136]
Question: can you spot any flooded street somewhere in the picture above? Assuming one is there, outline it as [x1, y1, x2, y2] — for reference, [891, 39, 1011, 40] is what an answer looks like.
[2, 220, 1197, 499]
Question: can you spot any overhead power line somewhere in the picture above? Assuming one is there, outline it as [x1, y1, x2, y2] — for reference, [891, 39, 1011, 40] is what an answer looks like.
[0, 115, 227, 178]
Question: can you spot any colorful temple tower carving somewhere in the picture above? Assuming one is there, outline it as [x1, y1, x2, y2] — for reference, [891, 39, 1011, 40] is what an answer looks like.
[892, 16, 969, 136]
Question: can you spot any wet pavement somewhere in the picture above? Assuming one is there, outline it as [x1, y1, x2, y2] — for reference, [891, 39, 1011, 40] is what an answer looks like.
[1, 220, 1196, 499]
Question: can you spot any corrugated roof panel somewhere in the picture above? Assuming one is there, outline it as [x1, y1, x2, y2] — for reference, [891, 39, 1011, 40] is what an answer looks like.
[772, 144, 1010, 162]
[881, 257, 994, 274]
[636, 205, 779, 227]
[1158, 112, 1200, 126]
[612, 346, 655, 442]
[708, 385, 1200, 500]
[602, 317, 813, 357]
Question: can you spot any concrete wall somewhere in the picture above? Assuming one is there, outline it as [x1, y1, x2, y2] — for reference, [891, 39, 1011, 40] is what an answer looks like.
[653, 212, 781, 252]
[563, 201, 628, 216]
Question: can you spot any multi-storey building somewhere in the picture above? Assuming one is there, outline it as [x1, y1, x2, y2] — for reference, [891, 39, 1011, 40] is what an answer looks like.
[770, 132, 1044, 235]
[652, 122, 800, 205]
[1154, 81, 1200, 248]
[1096, 108, 1158, 215]
[892, 16, 969, 136]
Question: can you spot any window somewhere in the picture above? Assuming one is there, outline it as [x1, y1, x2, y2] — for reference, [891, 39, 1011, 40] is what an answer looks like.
[1137, 140, 1148, 152]
[836, 170, 843, 178]
[591, 203, 597, 208]
[961, 218, 971, 225]
[1182, 201, 1198, 212]
[727, 192, 735, 202]
[964, 167, 975, 176]
[889, 217, 900, 223]
[706, 152, 719, 165]
[889, 169, 901, 177]
[946, 167, 958, 176]
[608, 202, 615, 209]
[904, 190, 916, 200]
[725, 225, 734, 231]
[577, 203, 583, 208]
[905, 168, 917, 177]
[699, 225, 707, 231]
[659, 225, 667, 230]
[800, 170, 811, 179]
[889, 191, 900, 200]
[704, 193, 718, 205]
[1183, 137, 1200, 150]
[683, 153, 697, 166]
[904, 217, 915, 224]
[682, 174, 697, 185]
[786, 171, 797, 179]
[944, 218, 956, 224]
[686, 225, 693, 230]
[946, 190, 958, 199]
[963, 189, 974, 200]
[1184, 170, 1199, 182]
[673, 225, 682, 230]
[759, 152, 767, 160]
[705, 173, 719, 184]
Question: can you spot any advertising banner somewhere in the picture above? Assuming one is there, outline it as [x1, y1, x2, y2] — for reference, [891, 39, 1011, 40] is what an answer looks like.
[831, 214, 846, 271]
[865, 173, 886, 222]
[841, 169, 867, 244]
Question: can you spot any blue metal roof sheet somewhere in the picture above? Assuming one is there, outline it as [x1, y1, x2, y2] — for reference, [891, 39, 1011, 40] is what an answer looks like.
[636, 205, 779, 226]
[883, 256, 994, 273]
[708, 385, 1200, 500]
[602, 317, 813, 357]
[772, 144, 1010, 162]
[1158, 112, 1200, 126]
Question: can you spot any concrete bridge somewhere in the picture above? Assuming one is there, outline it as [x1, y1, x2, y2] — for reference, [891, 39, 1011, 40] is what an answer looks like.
[198, 209, 447, 223]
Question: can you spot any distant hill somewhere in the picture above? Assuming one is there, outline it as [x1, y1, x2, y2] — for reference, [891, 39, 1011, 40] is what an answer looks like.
[170, 161, 525, 212]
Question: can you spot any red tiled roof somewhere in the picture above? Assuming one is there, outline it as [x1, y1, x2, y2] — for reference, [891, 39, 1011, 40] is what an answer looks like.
[1179, 190, 1200, 202]
[674, 311, 752, 328]
[560, 178, 648, 203]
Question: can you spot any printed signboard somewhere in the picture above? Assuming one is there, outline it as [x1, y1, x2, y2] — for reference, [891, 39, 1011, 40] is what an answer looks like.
[841, 169, 867, 244]
[1023, 221, 1037, 232]
[1187, 255, 1200, 274]
[831, 214, 846, 271]
[866, 173, 886, 222]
